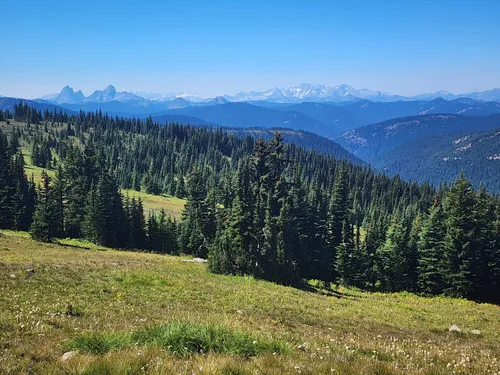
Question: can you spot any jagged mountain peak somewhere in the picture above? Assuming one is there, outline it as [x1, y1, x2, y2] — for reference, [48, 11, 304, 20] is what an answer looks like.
[38, 84, 500, 106]
[208, 96, 230, 105]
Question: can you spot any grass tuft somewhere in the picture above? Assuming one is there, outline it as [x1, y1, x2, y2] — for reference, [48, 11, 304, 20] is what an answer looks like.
[68, 322, 290, 357]
[66, 332, 132, 355]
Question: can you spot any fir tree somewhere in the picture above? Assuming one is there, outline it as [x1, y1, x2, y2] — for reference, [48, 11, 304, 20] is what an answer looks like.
[444, 173, 476, 298]
[328, 165, 350, 281]
[0, 130, 14, 229]
[375, 218, 408, 292]
[30, 171, 54, 242]
[418, 199, 447, 295]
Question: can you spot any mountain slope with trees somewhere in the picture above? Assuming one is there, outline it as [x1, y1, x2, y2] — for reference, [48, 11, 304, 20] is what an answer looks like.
[281, 97, 500, 134]
[1, 103, 499, 305]
[371, 128, 500, 191]
[224, 127, 363, 164]
[336, 114, 500, 161]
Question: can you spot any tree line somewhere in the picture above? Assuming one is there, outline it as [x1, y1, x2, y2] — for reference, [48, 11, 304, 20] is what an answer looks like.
[0, 105, 498, 303]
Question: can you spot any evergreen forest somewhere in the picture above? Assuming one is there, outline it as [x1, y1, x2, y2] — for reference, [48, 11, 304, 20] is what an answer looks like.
[1, 103, 499, 304]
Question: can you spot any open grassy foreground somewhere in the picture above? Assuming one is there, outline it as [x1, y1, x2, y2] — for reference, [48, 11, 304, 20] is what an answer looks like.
[1, 231, 499, 375]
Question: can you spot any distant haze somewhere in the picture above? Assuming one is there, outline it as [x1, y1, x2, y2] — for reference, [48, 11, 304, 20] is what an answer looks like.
[1, 0, 499, 98]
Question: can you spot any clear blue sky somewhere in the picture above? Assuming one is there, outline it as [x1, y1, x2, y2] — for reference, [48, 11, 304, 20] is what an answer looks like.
[2, 0, 499, 98]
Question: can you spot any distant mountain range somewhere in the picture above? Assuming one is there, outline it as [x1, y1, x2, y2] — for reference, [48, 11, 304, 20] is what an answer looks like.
[39, 84, 500, 105]
[41, 85, 145, 104]
[4, 94, 500, 138]
[4, 91, 500, 191]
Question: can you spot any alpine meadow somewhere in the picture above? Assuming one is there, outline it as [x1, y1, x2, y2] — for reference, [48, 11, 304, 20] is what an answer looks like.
[2, 1, 500, 374]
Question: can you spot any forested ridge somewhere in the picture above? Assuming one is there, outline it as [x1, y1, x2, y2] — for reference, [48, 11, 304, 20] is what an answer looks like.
[371, 129, 500, 192]
[1, 103, 499, 304]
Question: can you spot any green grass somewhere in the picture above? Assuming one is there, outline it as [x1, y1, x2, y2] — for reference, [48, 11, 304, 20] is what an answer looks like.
[1, 231, 500, 374]
[68, 322, 290, 357]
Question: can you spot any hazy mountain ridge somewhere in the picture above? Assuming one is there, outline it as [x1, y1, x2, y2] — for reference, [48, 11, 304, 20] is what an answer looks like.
[296, 97, 500, 134]
[6, 93, 500, 138]
[0, 97, 74, 114]
[161, 102, 330, 135]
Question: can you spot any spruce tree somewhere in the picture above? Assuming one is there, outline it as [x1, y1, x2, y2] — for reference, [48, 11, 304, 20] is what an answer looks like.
[472, 186, 496, 301]
[328, 165, 349, 281]
[418, 199, 447, 295]
[336, 216, 355, 286]
[30, 171, 54, 242]
[443, 173, 476, 298]
[0, 130, 14, 229]
[83, 172, 127, 248]
[175, 173, 186, 198]
[375, 218, 408, 292]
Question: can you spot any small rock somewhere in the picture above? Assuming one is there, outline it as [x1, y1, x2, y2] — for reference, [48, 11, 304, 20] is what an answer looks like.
[192, 258, 207, 263]
[182, 258, 207, 263]
[9, 274, 16, 279]
[236, 309, 243, 314]
[297, 343, 307, 351]
[471, 329, 481, 335]
[61, 351, 77, 362]
[449, 324, 461, 333]
[26, 269, 35, 277]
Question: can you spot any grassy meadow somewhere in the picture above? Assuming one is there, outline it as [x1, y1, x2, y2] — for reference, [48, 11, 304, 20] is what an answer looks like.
[0, 230, 499, 374]
[121, 190, 186, 219]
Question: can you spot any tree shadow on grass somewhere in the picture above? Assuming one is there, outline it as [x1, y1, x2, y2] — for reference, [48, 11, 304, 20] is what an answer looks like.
[294, 280, 363, 300]
[52, 239, 96, 251]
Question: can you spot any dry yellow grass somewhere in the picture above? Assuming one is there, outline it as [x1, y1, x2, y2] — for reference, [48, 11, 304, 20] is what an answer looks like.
[1, 231, 499, 374]
[121, 190, 186, 219]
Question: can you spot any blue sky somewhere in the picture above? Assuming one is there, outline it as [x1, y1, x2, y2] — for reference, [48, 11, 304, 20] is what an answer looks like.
[1, 0, 499, 98]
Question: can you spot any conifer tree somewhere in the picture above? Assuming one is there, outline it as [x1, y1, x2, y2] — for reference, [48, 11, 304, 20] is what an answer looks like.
[175, 173, 186, 198]
[336, 216, 355, 286]
[375, 218, 408, 292]
[418, 199, 447, 295]
[51, 166, 65, 237]
[307, 177, 329, 283]
[0, 130, 14, 229]
[328, 165, 349, 281]
[10, 152, 35, 231]
[179, 167, 212, 257]
[83, 172, 127, 248]
[472, 186, 496, 301]
[444, 173, 476, 298]
[30, 171, 54, 242]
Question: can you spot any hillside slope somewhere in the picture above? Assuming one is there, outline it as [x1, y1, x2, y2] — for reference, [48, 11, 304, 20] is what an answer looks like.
[335, 114, 500, 162]
[282, 98, 500, 134]
[162, 102, 333, 135]
[0, 97, 73, 114]
[1, 231, 499, 375]
[225, 127, 363, 165]
[372, 128, 500, 191]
